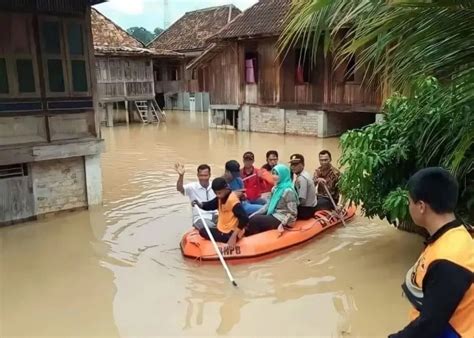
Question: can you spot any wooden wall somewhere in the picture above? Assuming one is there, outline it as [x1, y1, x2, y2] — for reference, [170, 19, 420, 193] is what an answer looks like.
[96, 57, 155, 102]
[280, 47, 325, 105]
[205, 37, 382, 111]
[256, 40, 280, 105]
[0, 0, 87, 15]
[206, 42, 241, 105]
[0, 8, 99, 148]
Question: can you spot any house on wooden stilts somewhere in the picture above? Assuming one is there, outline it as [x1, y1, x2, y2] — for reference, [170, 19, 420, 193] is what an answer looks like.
[91, 8, 182, 125]
[148, 5, 241, 113]
[188, 0, 382, 136]
[0, 0, 105, 225]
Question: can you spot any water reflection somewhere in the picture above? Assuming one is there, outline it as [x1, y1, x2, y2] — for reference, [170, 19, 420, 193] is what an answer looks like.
[0, 111, 423, 337]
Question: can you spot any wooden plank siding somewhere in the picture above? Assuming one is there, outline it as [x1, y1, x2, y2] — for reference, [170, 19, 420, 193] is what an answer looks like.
[206, 37, 381, 112]
[96, 57, 155, 102]
[207, 42, 240, 105]
[256, 39, 279, 106]
[0, 4, 100, 149]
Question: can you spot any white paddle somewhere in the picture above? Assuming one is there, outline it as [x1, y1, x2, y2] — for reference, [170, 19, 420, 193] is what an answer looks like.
[194, 205, 238, 287]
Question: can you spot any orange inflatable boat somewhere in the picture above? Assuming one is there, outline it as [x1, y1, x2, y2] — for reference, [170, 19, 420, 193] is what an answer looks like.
[180, 205, 356, 261]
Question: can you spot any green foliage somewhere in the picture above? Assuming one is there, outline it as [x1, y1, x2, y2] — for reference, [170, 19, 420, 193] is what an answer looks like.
[279, 0, 474, 228]
[154, 27, 164, 36]
[127, 26, 156, 45]
[339, 77, 473, 226]
[279, 0, 474, 94]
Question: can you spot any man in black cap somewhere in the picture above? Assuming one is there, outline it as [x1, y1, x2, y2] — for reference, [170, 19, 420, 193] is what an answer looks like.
[241, 151, 272, 205]
[223, 160, 261, 215]
[289, 154, 318, 220]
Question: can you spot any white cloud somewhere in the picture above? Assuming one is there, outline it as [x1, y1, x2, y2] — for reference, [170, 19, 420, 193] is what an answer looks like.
[98, 0, 145, 15]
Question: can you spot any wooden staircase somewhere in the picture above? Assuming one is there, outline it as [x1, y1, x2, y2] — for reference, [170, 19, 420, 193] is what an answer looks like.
[134, 100, 166, 123]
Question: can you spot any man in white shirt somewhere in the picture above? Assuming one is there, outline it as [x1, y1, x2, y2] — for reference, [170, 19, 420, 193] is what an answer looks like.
[175, 162, 217, 230]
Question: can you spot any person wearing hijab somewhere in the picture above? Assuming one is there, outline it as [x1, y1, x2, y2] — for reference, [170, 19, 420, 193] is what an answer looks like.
[245, 164, 299, 236]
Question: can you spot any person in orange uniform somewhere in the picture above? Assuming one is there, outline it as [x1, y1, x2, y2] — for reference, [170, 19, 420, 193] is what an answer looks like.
[389, 167, 473, 338]
[240, 151, 274, 204]
[193, 177, 248, 249]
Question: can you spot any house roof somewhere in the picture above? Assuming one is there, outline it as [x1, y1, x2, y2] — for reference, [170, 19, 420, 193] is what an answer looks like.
[91, 8, 179, 58]
[211, 0, 291, 40]
[91, 8, 143, 49]
[95, 46, 183, 58]
[148, 5, 241, 52]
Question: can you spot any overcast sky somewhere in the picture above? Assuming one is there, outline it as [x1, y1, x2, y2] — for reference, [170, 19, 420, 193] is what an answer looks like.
[95, 0, 258, 32]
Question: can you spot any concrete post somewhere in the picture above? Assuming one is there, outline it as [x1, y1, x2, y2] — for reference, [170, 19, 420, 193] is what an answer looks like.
[85, 154, 103, 206]
[106, 103, 113, 127]
[124, 101, 130, 124]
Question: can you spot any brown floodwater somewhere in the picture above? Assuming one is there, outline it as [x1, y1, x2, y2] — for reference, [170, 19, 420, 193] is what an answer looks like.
[1, 111, 424, 337]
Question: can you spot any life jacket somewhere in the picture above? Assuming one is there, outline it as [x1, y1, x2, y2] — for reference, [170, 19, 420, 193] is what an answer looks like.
[240, 167, 266, 201]
[217, 192, 240, 234]
[402, 223, 474, 337]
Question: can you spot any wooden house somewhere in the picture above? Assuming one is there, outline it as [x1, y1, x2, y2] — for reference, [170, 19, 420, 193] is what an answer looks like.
[91, 8, 181, 125]
[148, 5, 241, 112]
[0, 0, 104, 225]
[188, 0, 382, 136]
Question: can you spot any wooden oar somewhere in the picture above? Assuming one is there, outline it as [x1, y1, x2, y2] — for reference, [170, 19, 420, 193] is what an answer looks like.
[321, 183, 346, 226]
[194, 205, 238, 287]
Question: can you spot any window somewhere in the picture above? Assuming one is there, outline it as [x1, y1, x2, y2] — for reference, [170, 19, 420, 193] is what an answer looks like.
[191, 69, 197, 80]
[245, 51, 258, 84]
[0, 58, 8, 93]
[154, 67, 162, 81]
[295, 48, 311, 84]
[42, 21, 61, 54]
[16, 59, 36, 93]
[0, 164, 28, 179]
[0, 14, 39, 97]
[40, 19, 89, 95]
[345, 54, 356, 82]
[169, 66, 179, 81]
[67, 23, 83, 56]
[71, 60, 87, 92]
[47, 59, 65, 92]
[67, 22, 88, 92]
[41, 20, 65, 93]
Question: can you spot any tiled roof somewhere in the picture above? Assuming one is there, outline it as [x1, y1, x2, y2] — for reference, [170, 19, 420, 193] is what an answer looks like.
[148, 5, 241, 52]
[94, 46, 183, 57]
[212, 0, 291, 40]
[91, 8, 143, 48]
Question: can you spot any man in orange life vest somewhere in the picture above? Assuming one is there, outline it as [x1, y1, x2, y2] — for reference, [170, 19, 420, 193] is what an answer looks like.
[389, 167, 473, 338]
[192, 177, 248, 249]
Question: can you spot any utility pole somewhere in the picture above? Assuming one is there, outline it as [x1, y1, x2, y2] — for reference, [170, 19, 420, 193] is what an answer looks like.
[164, 0, 170, 29]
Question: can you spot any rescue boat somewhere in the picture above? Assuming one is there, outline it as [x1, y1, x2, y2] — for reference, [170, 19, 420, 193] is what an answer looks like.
[180, 205, 357, 261]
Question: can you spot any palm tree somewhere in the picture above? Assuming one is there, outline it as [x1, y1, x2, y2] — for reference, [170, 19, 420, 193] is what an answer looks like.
[279, 0, 474, 228]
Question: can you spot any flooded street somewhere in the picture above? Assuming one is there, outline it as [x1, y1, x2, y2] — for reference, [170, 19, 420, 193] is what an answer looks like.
[1, 111, 423, 337]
